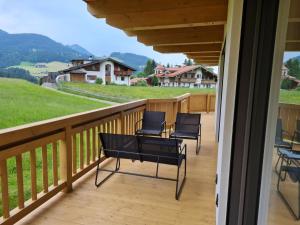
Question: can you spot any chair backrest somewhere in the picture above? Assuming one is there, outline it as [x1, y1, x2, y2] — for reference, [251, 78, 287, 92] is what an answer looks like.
[99, 133, 138, 158]
[137, 136, 179, 163]
[142, 111, 165, 130]
[275, 118, 283, 142]
[175, 113, 201, 134]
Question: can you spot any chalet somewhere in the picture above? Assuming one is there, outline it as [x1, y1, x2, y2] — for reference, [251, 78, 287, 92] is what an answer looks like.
[59, 57, 136, 85]
[155, 65, 217, 88]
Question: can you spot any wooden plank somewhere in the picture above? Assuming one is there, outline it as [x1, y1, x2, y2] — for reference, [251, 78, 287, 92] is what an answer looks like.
[79, 131, 84, 170]
[86, 129, 91, 165]
[105, 5, 227, 31]
[0, 159, 10, 218]
[72, 134, 77, 174]
[92, 127, 97, 161]
[42, 145, 48, 193]
[30, 149, 37, 201]
[52, 142, 58, 186]
[16, 154, 25, 209]
[154, 43, 222, 53]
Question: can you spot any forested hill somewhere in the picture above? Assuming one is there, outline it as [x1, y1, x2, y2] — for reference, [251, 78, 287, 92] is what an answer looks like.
[0, 29, 93, 67]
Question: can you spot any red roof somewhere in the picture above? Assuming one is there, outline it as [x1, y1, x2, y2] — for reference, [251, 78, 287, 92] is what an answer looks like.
[156, 65, 200, 78]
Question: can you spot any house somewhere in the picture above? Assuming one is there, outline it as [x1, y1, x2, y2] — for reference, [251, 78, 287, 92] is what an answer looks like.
[35, 63, 47, 68]
[155, 65, 217, 88]
[59, 57, 136, 85]
[281, 64, 289, 78]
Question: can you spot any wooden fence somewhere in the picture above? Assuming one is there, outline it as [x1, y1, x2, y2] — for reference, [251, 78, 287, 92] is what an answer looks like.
[0, 93, 215, 224]
[278, 103, 300, 137]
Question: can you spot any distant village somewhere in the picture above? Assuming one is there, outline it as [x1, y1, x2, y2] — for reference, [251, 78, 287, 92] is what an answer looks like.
[41, 56, 218, 88]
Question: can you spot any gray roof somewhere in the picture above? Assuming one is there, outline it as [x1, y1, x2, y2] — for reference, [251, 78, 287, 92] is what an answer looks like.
[61, 57, 136, 73]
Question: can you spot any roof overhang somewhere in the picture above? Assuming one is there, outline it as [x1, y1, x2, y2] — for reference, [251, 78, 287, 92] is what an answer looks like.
[84, 0, 228, 66]
[84, 0, 300, 66]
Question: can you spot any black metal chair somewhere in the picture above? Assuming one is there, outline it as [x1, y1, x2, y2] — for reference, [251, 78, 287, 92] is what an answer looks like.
[95, 133, 186, 200]
[275, 119, 299, 175]
[169, 113, 201, 154]
[277, 149, 300, 220]
[135, 111, 166, 137]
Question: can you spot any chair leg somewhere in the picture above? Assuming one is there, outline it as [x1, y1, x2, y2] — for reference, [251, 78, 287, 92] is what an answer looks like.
[95, 158, 120, 187]
[277, 159, 300, 220]
[196, 136, 201, 155]
[274, 154, 282, 175]
[175, 156, 187, 200]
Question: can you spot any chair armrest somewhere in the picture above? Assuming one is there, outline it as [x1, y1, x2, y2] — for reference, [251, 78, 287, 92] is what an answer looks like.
[135, 119, 143, 132]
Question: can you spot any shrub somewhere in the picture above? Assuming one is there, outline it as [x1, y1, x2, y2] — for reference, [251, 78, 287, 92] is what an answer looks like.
[281, 79, 294, 90]
[136, 80, 147, 86]
[95, 78, 103, 84]
[151, 76, 159, 86]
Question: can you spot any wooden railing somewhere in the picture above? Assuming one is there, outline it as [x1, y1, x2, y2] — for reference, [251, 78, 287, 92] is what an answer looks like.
[278, 103, 300, 137]
[0, 93, 215, 224]
[189, 94, 215, 113]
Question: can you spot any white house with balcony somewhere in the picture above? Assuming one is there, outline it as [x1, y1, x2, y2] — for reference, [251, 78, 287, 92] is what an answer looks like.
[155, 65, 217, 88]
[59, 57, 136, 85]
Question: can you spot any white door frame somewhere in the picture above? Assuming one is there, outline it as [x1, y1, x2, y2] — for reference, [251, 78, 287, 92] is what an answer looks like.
[257, 0, 290, 224]
[215, 0, 244, 224]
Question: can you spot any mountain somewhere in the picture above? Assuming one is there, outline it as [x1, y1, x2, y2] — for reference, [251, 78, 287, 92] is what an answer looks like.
[67, 44, 93, 56]
[110, 52, 150, 71]
[0, 29, 92, 68]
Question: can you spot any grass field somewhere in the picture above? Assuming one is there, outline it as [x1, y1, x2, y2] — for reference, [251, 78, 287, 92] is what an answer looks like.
[279, 89, 300, 104]
[0, 78, 108, 129]
[60, 82, 216, 103]
[0, 78, 108, 215]
[10, 61, 68, 76]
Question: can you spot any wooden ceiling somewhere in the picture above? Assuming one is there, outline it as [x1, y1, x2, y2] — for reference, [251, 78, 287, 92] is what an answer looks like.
[85, 0, 228, 66]
[84, 0, 299, 67]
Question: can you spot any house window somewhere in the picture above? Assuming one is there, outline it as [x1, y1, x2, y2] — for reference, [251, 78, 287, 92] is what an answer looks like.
[121, 77, 125, 81]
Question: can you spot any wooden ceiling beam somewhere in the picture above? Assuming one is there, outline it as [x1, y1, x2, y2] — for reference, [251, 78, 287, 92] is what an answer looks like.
[86, 0, 227, 18]
[154, 43, 222, 53]
[190, 56, 220, 60]
[136, 25, 224, 46]
[186, 52, 221, 57]
[286, 42, 300, 51]
[104, 5, 227, 31]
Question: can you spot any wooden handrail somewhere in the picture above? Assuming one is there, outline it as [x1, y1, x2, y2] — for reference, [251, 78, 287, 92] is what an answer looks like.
[0, 93, 215, 224]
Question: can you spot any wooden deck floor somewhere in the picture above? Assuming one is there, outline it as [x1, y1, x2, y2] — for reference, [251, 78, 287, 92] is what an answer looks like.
[13, 113, 300, 225]
[17, 113, 218, 225]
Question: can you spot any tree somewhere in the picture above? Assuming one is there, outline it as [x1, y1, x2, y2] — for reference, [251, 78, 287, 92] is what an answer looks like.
[136, 71, 147, 78]
[281, 79, 294, 90]
[151, 76, 159, 86]
[144, 59, 156, 75]
[286, 58, 300, 79]
[183, 58, 192, 66]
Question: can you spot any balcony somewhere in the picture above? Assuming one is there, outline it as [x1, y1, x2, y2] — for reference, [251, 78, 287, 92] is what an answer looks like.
[0, 93, 297, 225]
[114, 70, 132, 76]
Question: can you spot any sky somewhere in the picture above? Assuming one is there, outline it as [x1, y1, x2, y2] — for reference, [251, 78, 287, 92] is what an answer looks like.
[0, 0, 298, 67]
[0, 0, 187, 65]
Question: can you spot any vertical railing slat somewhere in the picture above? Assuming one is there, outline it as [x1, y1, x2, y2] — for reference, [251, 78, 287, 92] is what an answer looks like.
[42, 145, 48, 193]
[80, 131, 84, 170]
[86, 129, 91, 165]
[0, 159, 10, 218]
[30, 149, 37, 201]
[52, 142, 58, 186]
[16, 154, 25, 209]
[72, 134, 77, 174]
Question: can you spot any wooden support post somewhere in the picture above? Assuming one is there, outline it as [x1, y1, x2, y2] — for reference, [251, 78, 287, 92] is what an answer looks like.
[59, 126, 73, 193]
